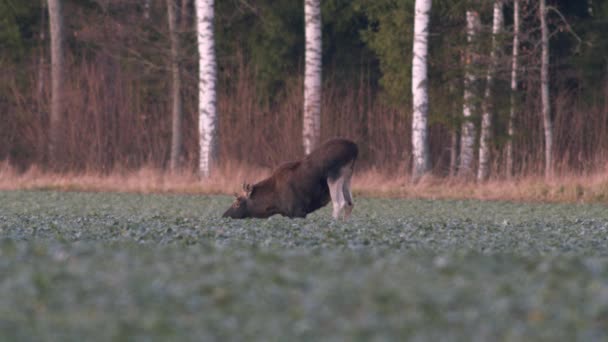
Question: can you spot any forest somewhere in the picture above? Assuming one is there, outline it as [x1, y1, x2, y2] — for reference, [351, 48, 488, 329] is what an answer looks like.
[1, 0, 607, 185]
[5, 2, 608, 339]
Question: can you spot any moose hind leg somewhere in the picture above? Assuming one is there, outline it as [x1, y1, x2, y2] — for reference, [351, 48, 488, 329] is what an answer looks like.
[327, 176, 345, 219]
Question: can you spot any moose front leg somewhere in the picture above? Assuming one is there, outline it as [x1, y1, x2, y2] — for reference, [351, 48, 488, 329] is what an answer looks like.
[284, 206, 307, 218]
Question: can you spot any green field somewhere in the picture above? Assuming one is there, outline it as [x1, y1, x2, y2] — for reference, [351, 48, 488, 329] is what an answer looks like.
[1, 191, 608, 341]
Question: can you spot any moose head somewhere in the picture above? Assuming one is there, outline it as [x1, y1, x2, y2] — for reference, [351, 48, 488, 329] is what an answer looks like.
[222, 183, 260, 218]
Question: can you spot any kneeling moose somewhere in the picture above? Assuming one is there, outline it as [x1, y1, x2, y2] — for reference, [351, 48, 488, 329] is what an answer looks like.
[222, 138, 358, 220]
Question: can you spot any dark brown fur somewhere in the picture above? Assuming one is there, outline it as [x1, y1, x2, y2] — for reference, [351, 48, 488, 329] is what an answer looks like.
[222, 138, 358, 219]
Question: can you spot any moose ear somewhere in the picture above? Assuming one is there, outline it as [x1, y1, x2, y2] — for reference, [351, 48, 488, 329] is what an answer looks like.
[242, 182, 254, 198]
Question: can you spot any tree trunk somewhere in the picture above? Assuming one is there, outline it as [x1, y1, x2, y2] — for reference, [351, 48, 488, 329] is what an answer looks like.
[540, 0, 553, 178]
[411, 0, 432, 182]
[37, 0, 48, 164]
[506, 0, 519, 179]
[450, 129, 459, 177]
[144, 0, 151, 20]
[458, 10, 480, 179]
[195, 0, 217, 178]
[167, 0, 183, 171]
[478, 0, 503, 182]
[303, 0, 322, 155]
[38, 0, 47, 106]
[47, 0, 64, 168]
[180, 0, 189, 30]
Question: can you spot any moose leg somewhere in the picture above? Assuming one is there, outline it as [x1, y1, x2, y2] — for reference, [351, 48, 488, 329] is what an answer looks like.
[327, 176, 345, 219]
[341, 163, 355, 220]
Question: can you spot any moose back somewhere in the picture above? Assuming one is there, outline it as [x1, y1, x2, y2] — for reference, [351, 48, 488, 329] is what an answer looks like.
[222, 138, 358, 220]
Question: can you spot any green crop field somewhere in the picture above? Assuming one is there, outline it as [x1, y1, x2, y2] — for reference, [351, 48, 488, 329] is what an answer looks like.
[1, 191, 608, 341]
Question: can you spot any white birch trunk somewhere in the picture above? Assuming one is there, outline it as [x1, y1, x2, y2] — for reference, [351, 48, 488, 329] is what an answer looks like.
[540, 0, 553, 178]
[167, 0, 183, 171]
[195, 0, 217, 177]
[47, 0, 64, 166]
[506, 0, 519, 178]
[458, 10, 481, 179]
[411, 0, 432, 181]
[477, 0, 503, 181]
[303, 0, 322, 155]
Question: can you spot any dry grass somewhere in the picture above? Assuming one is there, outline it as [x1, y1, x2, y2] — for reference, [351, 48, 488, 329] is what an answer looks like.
[356, 169, 608, 203]
[2, 161, 608, 204]
[0, 161, 270, 195]
[357, 172, 608, 203]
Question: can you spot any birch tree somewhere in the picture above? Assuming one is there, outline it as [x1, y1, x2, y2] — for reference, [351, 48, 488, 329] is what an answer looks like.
[506, 0, 519, 178]
[477, 0, 503, 181]
[167, 0, 183, 171]
[303, 0, 322, 155]
[195, 0, 217, 177]
[47, 0, 64, 167]
[458, 10, 481, 179]
[540, 0, 553, 178]
[411, 0, 432, 182]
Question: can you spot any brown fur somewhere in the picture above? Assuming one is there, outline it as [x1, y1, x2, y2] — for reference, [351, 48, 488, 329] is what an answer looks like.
[222, 138, 358, 218]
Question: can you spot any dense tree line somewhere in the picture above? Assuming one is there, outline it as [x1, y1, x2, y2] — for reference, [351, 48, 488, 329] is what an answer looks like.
[1, 0, 607, 179]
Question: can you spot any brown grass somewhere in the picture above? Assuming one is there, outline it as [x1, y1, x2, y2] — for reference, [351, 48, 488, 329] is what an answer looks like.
[355, 172, 608, 203]
[0, 160, 269, 195]
[2, 161, 608, 204]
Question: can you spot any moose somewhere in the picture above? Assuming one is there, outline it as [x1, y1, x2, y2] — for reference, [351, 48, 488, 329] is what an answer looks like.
[222, 138, 358, 220]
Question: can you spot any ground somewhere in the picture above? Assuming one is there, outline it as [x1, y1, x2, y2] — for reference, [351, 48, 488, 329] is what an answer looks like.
[1, 191, 608, 340]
